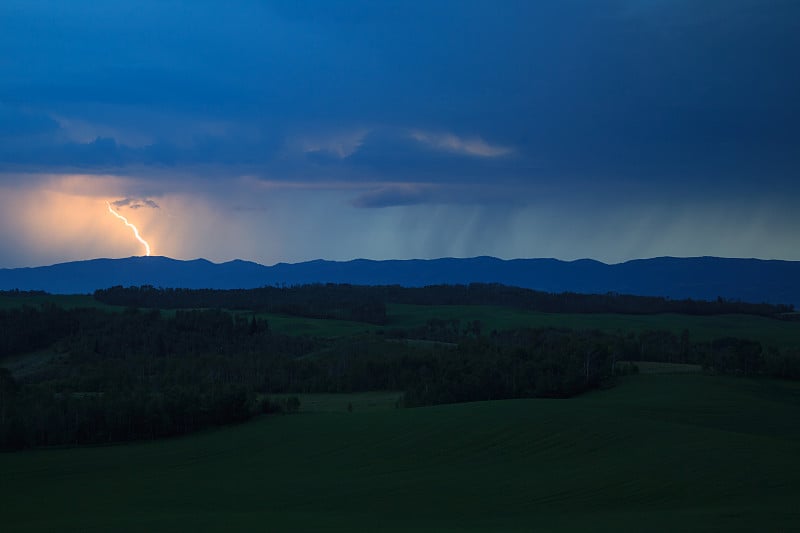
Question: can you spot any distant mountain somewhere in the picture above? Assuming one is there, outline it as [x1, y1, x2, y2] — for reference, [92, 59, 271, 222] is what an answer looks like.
[0, 255, 798, 306]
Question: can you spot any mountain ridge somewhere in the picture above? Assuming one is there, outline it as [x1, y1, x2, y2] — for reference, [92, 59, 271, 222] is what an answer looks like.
[1, 255, 798, 306]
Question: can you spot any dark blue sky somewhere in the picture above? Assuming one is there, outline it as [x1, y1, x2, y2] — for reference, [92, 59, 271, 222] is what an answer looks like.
[1, 0, 798, 267]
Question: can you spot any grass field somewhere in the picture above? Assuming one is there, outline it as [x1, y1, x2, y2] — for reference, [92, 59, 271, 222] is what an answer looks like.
[246, 311, 380, 337]
[3, 294, 800, 348]
[2, 373, 798, 532]
[387, 303, 800, 348]
[239, 303, 800, 348]
[0, 348, 66, 378]
[630, 360, 702, 374]
[272, 391, 403, 413]
[0, 293, 118, 311]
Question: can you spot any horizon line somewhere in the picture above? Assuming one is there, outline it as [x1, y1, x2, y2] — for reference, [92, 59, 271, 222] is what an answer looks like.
[2, 254, 796, 271]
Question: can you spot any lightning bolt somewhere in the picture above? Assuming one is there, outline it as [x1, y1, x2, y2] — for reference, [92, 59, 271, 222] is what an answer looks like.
[107, 202, 152, 256]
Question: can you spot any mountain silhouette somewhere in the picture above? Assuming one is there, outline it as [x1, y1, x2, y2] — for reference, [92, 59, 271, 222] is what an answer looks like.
[0, 255, 797, 306]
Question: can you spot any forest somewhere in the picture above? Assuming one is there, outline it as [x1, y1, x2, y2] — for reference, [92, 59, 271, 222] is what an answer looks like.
[1, 286, 799, 450]
[92, 283, 794, 322]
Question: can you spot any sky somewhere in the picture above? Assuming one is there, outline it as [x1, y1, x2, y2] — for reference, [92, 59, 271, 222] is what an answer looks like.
[1, 0, 798, 268]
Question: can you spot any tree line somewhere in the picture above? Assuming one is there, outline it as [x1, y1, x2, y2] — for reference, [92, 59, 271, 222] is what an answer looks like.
[93, 283, 793, 320]
[93, 285, 388, 324]
[1, 304, 613, 448]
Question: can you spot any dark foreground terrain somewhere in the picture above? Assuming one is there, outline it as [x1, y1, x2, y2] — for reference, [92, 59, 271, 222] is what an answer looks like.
[1, 372, 799, 532]
[1, 286, 799, 531]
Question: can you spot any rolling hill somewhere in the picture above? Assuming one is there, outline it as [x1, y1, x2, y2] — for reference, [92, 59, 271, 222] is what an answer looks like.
[2, 374, 798, 531]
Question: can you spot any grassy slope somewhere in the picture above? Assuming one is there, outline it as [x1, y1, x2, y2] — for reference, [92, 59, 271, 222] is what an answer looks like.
[245, 304, 800, 346]
[273, 391, 403, 413]
[3, 294, 799, 347]
[0, 348, 66, 378]
[387, 303, 800, 348]
[0, 293, 117, 310]
[247, 311, 379, 337]
[2, 374, 799, 532]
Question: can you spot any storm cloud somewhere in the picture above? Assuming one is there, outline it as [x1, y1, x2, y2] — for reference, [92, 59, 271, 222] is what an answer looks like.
[112, 198, 160, 210]
[1, 0, 798, 267]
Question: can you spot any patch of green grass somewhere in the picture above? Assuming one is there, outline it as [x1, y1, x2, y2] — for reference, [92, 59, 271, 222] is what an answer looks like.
[5, 294, 798, 348]
[270, 391, 403, 413]
[0, 348, 67, 378]
[0, 293, 120, 310]
[387, 303, 800, 348]
[630, 361, 702, 374]
[242, 311, 380, 337]
[2, 374, 799, 531]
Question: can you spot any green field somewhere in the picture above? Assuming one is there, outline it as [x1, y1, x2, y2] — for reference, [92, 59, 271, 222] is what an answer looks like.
[272, 391, 403, 413]
[387, 304, 800, 348]
[0, 293, 117, 311]
[240, 303, 800, 348]
[4, 294, 800, 348]
[246, 311, 380, 337]
[0, 348, 66, 379]
[2, 373, 798, 532]
[631, 360, 701, 374]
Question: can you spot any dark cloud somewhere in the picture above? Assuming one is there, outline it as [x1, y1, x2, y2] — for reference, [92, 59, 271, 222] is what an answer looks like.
[349, 182, 531, 209]
[0, 0, 798, 189]
[1, 1, 799, 266]
[112, 197, 160, 210]
[0, 106, 60, 138]
[335, 129, 524, 185]
[0, 132, 282, 175]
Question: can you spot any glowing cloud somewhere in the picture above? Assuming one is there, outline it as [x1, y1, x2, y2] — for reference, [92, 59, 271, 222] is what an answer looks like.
[106, 202, 152, 256]
[409, 130, 513, 157]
